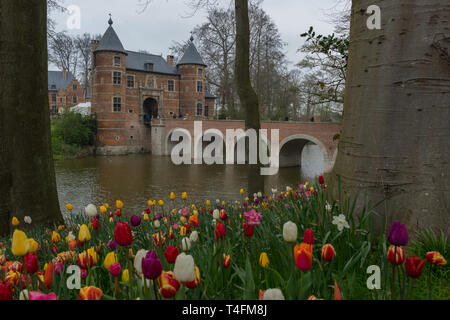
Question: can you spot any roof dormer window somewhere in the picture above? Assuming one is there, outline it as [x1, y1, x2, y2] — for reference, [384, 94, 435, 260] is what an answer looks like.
[114, 56, 121, 66]
[144, 63, 154, 72]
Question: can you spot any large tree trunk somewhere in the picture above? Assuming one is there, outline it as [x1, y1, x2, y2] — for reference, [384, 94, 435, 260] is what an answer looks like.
[235, 0, 264, 195]
[332, 0, 450, 235]
[0, 0, 62, 235]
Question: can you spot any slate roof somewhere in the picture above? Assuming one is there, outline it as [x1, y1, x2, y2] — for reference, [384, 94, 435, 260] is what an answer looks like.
[177, 39, 207, 67]
[94, 21, 127, 55]
[48, 71, 75, 91]
[126, 51, 180, 75]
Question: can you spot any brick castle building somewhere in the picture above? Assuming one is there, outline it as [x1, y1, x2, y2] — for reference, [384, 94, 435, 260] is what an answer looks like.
[90, 17, 216, 155]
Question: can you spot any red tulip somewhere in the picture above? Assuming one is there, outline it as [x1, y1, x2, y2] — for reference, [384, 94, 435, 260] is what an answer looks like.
[303, 228, 314, 245]
[0, 282, 14, 300]
[114, 222, 133, 247]
[318, 176, 325, 185]
[426, 251, 447, 266]
[334, 280, 342, 300]
[387, 245, 405, 265]
[321, 244, 336, 262]
[24, 253, 39, 274]
[158, 271, 180, 299]
[294, 243, 312, 271]
[223, 254, 231, 269]
[78, 251, 94, 269]
[405, 257, 426, 278]
[214, 222, 226, 241]
[92, 218, 100, 230]
[243, 222, 254, 237]
[185, 266, 201, 289]
[115, 209, 121, 217]
[164, 246, 179, 264]
[219, 210, 228, 220]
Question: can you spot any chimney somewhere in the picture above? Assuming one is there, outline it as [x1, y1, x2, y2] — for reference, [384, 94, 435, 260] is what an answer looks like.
[167, 55, 175, 66]
[62, 68, 67, 80]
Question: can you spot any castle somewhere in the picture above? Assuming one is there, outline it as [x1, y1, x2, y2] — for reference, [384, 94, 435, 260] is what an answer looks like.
[90, 17, 216, 155]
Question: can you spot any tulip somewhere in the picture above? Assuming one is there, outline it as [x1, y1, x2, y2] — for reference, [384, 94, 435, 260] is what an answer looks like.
[104, 251, 118, 270]
[223, 254, 231, 268]
[158, 271, 180, 298]
[78, 224, 91, 242]
[142, 250, 162, 280]
[387, 221, 409, 246]
[114, 222, 133, 247]
[154, 219, 160, 228]
[12, 216, 20, 226]
[158, 200, 164, 206]
[294, 243, 313, 271]
[387, 245, 405, 265]
[259, 252, 270, 268]
[122, 269, 130, 283]
[130, 216, 142, 227]
[321, 244, 337, 262]
[219, 210, 228, 221]
[214, 221, 226, 241]
[100, 205, 107, 214]
[134, 249, 148, 275]
[174, 253, 195, 282]
[243, 222, 254, 237]
[92, 218, 100, 230]
[44, 262, 53, 289]
[303, 228, 314, 245]
[109, 263, 122, 278]
[79, 286, 103, 300]
[0, 282, 14, 300]
[189, 231, 199, 242]
[185, 266, 201, 289]
[307, 295, 324, 300]
[66, 203, 73, 211]
[244, 209, 262, 226]
[116, 200, 124, 209]
[85, 204, 97, 217]
[12, 229, 29, 257]
[24, 253, 39, 274]
[78, 251, 94, 269]
[405, 257, 426, 278]
[318, 175, 325, 185]
[181, 238, 191, 251]
[170, 192, 176, 200]
[334, 280, 342, 300]
[283, 221, 298, 243]
[51, 231, 61, 244]
[164, 246, 179, 264]
[29, 291, 59, 300]
[426, 251, 447, 266]
[260, 288, 284, 300]
[213, 209, 220, 220]
[27, 238, 39, 254]
[182, 192, 188, 200]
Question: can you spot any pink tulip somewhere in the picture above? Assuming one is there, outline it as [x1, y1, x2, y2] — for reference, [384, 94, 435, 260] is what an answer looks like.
[29, 291, 59, 300]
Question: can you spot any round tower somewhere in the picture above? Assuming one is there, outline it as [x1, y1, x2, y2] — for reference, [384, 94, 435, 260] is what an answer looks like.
[177, 36, 208, 119]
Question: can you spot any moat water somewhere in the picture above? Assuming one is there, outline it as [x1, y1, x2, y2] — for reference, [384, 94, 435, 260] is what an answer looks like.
[55, 146, 324, 214]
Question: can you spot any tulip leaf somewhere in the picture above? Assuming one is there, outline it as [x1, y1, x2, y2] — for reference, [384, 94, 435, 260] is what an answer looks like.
[286, 272, 297, 299]
[243, 256, 255, 300]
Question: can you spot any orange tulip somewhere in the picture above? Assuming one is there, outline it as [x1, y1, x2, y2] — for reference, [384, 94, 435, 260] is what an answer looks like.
[334, 280, 342, 300]
[426, 251, 447, 266]
[294, 243, 313, 271]
[79, 286, 103, 300]
[44, 262, 53, 289]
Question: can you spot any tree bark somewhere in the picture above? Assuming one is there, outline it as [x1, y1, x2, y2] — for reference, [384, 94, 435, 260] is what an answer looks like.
[332, 0, 450, 234]
[235, 0, 264, 195]
[0, 0, 62, 235]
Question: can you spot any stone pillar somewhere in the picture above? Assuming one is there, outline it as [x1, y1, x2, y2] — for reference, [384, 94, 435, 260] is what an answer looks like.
[151, 123, 166, 155]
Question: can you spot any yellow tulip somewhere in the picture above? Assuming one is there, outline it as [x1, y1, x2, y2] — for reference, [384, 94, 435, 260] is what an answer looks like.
[193, 210, 198, 216]
[259, 252, 270, 268]
[206, 200, 211, 207]
[87, 248, 98, 264]
[240, 188, 245, 195]
[143, 213, 149, 221]
[180, 226, 187, 237]
[222, 201, 225, 206]
[148, 200, 153, 206]
[28, 238, 39, 253]
[158, 200, 164, 206]
[305, 181, 309, 186]
[11, 217, 19, 226]
[180, 216, 185, 224]
[52, 231, 61, 244]
[122, 269, 130, 283]
[170, 192, 176, 200]
[182, 192, 188, 200]
[11, 229, 29, 257]
[129, 248, 134, 258]
[105, 203, 109, 209]
[66, 203, 73, 211]
[100, 206, 107, 214]
[104, 251, 118, 270]
[109, 217, 114, 223]
[78, 224, 91, 242]
[116, 200, 124, 209]
[310, 187, 315, 192]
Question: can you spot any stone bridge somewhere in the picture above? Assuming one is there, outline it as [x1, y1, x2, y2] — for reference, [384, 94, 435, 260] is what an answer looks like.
[150, 119, 341, 173]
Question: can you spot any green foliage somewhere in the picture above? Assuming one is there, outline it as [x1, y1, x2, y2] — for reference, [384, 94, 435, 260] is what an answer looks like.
[409, 228, 448, 258]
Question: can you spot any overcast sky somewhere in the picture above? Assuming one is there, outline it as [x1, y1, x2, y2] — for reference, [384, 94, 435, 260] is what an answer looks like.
[50, 0, 346, 71]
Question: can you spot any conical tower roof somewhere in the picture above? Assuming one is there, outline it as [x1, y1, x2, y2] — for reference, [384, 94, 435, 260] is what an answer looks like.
[95, 16, 127, 55]
[177, 36, 206, 67]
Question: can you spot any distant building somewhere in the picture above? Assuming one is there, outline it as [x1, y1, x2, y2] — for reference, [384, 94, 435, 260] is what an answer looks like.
[48, 70, 88, 116]
[91, 17, 217, 155]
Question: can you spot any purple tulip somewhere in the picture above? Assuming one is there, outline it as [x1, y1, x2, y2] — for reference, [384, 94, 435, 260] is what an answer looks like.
[107, 240, 117, 250]
[388, 221, 409, 246]
[155, 212, 162, 220]
[141, 250, 162, 280]
[130, 216, 142, 227]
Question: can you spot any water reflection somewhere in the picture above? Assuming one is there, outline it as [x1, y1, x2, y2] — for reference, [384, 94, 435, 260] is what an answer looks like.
[54, 154, 320, 215]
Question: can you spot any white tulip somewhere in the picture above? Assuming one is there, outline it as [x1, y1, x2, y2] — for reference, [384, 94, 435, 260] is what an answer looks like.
[213, 209, 220, 220]
[189, 231, 199, 242]
[19, 290, 29, 300]
[283, 221, 298, 243]
[24, 216, 32, 224]
[257, 192, 262, 198]
[154, 220, 161, 229]
[262, 288, 285, 300]
[181, 237, 191, 251]
[134, 249, 148, 276]
[174, 253, 195, 282]
[85, 204, 97, 217]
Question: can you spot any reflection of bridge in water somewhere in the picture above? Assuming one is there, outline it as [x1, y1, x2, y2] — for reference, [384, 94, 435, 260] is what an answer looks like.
[150, 119, 341, 173]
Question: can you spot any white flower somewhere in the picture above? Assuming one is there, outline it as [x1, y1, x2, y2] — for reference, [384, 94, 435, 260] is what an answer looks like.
[253, 193, 258, 199]
[181, 237, 191, 251]
[153, 220, 160, 229]
[257, 192, 263, 198]
[134, 249, 148, 276]
[262, 288, 285, 300]
[189, 231, 199, 243]
[67, 231, 75, 242]
[325, 202, 332, 213]
[84, 204, 97, 217]
[212, 219, 217, 226]
[283, 221, 298, 243]
[24, 216, 32, 224]
[332, 214, 350, 232]
[286, 186, 292, 192]
[216, 199, 220, 204]
[19, 290, 29, 300]
[213, 209, 220, 220]
[271, 188, 278, 194]
[174, 253, 195, 282]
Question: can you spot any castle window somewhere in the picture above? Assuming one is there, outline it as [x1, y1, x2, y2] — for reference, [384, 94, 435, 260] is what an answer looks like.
[50, 84, 57, 90]
[168, 80, 175, 92]
[51, 94, 57, 102]
[144, 63, 154, 72]
[197, 81, 203, 93]
[204, 105, 209, 117]
[198, 68, 203, 76]
[60, 98, 63, 103]
[197, 103, 203, 116]
[73, 84, 77, 90]
[73, 95, 77, 104]
[127, 75, 134, 88]
[113, 97, 122, 112]
[113, 72, 121, 85]
[114, 56, 121, 66]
